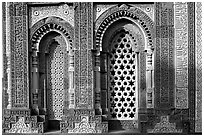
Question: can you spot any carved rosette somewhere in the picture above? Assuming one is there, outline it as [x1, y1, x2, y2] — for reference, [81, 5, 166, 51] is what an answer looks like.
[30, 3, 74, 27]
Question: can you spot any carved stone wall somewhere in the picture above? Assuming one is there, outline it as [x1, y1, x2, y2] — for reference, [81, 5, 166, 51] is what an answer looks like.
[61, 109, 108, 134]
[94, 4, 155, 115]
[188, 2, 196, 133]
[3, 109, 45, 134]
[74, 2, 94, 109]
[29, 3, 74, 28]
[6, 2, 29, 108]
[2, 2, 202, 135]
[174, 2, 188, 109]
[61, 3, 108, 134]
[195, 2, 202, 133]
[155, 2, 174, 109]
[2, 2, 8, 109]
[147, 116, 182, 133]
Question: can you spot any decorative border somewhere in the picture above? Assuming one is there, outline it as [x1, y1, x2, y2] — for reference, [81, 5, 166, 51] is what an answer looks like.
[29, 3, 74, 28]
[195, 2, 202, 133]
[2, 2, 8, 109]
[87, 2, 94, 109]
[95, 4, 154, 51]
[155, 2, 175, 108]
[74, 2, 80, 109]
[174, 2, 188, 109]
[75, 3, 93, 109]
[9, 2, 29, 108]
[187, 2, 195, 133]
[147, 116, 182, 133]
[31, 17, 74, 47]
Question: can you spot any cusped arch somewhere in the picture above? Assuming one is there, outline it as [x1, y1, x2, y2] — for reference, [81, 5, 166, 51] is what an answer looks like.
[30, 16, 74, 53]
[102, 19, 145, 53]
[95, 4, 154, 51]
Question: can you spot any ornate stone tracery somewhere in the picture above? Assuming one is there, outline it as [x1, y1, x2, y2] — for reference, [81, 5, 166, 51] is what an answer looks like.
[108, 29, 139, 120]
[95, 4, 154, 51]
[2, 2, 202, 134]
[174, 2, 188, 109]
[94, 4, 155, 117]
[147, 116, 182, 133]
[29, 16, 75, 116]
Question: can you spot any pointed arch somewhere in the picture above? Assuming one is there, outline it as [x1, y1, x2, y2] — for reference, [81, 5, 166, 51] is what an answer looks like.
[95, 4, 154, 51]
[30, 16, 74, 53]
[93, 5, 155, 130]
[29, 16, 75, 125]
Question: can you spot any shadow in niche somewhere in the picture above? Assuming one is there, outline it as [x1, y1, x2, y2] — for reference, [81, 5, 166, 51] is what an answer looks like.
[108, 120, 123, 131]
[108, 120, 140, 134]
[38, 32, 61, 132]
[46, 40, 59, 120]
[47, 120, 60, 131]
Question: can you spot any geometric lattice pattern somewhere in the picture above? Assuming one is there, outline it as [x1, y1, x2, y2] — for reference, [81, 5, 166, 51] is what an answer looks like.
[109, 30, 137, 120]
[47, 40, 68, 120]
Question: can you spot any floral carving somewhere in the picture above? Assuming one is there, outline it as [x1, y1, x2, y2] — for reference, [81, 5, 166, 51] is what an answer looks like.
[68, 116, 96, 133]
[147, 116, 182, 133]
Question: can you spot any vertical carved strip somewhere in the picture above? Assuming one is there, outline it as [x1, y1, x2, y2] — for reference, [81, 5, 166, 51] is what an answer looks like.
[188, 2, 195, 133]
[155, 3, 174, 108]
[10, 2, 15, 108]
[140, 52, 146, 108]
[31, 46, 39, 113]
[88, 2, 94, 109]
[146, 51, 153, 108]
[4, 2, 12, 109]
[160, 38, 169, 104]
[174, 2, 188, 109]
[80, 2, 88, 108]
[95, 52, 101, 111]
[75, 2, 93, 109]
[195, 2, 202, 133]
[69, 54, 75, 108]
[168, 5, 175, 108]
[11, 3, 29, 108]
[2, 2, 6, 109]
[23, 3, 29, 109]
[155, 3, 161, 109]
[74, 2, 80, 108]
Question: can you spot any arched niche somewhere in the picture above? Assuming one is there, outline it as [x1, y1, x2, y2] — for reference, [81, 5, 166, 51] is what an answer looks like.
[29, 16, 75, 130]
[93, 4, 155, 130]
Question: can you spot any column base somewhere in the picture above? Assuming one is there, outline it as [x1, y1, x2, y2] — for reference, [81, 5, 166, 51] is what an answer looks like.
[61, 109, 108, 134]
[2, 109, 46, 134]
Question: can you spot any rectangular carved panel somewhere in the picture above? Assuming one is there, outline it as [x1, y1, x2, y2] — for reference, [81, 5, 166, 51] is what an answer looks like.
[195, 2, 202, 133]
[174, 2, 188, 109]
[155, 2, 174, 108]
[188, 2, 195, 133]
[11, 3, 29, 108]
[75, 3, 93, 109]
